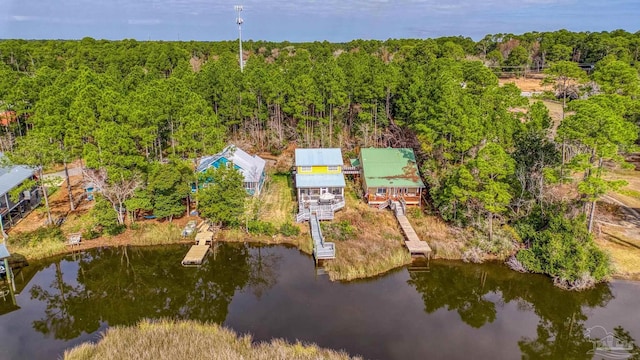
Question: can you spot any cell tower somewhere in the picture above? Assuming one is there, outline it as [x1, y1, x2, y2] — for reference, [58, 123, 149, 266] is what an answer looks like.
[234, 5, 244, 72]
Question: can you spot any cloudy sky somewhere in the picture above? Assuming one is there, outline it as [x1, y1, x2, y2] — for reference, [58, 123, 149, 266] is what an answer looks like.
[1, 0, 638, 42]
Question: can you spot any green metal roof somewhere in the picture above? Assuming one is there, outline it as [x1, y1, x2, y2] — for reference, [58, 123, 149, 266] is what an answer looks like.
[360, 148, 425, 188]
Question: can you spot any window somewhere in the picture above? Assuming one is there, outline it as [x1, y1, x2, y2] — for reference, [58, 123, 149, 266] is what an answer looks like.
[376, 188, 387, 195]
[327, 165, 339, 171]
[300, 166, 312, 173]
[331, 188, 342, 195]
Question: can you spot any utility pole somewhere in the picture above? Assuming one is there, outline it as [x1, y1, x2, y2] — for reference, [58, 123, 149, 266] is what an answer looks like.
[234, 5, 244, 72]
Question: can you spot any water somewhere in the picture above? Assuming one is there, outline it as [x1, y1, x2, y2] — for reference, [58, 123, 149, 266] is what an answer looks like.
[0, 243, 638, 360]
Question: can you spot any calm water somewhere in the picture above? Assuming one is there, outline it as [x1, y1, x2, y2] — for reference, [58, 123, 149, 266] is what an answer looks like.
[0, 243, 639, 360]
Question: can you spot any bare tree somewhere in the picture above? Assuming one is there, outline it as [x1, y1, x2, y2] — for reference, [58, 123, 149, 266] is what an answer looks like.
[83, 169, 142, 225]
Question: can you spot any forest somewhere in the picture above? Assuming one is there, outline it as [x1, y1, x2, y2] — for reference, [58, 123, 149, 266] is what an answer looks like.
[1, 29, 639, 289]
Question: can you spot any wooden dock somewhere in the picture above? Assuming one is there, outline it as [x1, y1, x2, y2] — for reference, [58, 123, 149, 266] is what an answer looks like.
[181, 221, 216, 266]
[182, 245, 210, 266]
[390, 201, 432, 257]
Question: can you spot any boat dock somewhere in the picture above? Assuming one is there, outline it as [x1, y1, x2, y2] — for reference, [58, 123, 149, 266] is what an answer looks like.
[181, 221, 216, 266]
[389, 200, 432, 257]
[310, 213, 336, 262]
[181, 245, 210, 266]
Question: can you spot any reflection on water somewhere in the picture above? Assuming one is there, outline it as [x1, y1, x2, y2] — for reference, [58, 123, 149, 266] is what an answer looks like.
[0, 244, 638, 360]
[408, 261, 615, 359]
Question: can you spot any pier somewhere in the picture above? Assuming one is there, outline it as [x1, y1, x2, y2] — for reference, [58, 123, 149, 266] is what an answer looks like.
[388, 200, 432, 257]
[181, 221, 216, 266]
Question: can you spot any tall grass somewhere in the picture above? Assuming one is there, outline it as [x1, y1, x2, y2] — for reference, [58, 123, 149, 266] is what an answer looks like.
[323, 196, 412, 281]
[5, 226, 68, 260]
[64, 319, 361, 360]
[131, 223, 184, 246]
[221, 228, 313, 254]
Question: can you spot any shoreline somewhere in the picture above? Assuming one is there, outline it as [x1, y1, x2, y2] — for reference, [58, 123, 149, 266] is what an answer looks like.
[8, 229, 638, 283]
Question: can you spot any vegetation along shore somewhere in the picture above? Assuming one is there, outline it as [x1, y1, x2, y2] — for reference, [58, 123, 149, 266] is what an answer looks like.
[1, 29, 639, 289]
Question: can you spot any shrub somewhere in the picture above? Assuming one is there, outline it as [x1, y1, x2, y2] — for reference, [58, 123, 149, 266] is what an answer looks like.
[9, 226, 65, 247]
[321, 220, 356, 241]
[90, 196, 124, 235]
[247, 220, 278, 236]
[515, 214, 611, 289]
[279, 223, 300, 237]
[82, 229, 101, 240]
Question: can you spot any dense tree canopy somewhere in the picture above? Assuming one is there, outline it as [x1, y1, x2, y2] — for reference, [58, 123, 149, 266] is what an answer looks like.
[1, 29, 638, 287]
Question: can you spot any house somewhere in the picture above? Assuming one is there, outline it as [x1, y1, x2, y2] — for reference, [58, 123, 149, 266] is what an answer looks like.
[359, 148, 425, 206]
[294, 148, 346, 222]
[0, 153, 41, 236]
[196, 145, 266, 196]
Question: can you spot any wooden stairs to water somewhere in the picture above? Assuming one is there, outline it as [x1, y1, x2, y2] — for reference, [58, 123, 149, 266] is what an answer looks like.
[310, 214, 336, 262]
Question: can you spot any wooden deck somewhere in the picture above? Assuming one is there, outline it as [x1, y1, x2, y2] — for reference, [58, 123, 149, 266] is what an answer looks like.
[389, 201, 432, 257]
[195, 231, 214, 245]
[182, 245, 210, 266]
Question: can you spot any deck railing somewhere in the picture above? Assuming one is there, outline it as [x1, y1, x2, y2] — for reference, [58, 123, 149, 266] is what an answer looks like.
[367, 194, 420, 205]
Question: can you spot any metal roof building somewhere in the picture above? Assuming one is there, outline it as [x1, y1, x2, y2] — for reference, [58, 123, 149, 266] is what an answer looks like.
[360, 148, 425, 188]
[197, 145, 266, 184]
[0, 153, 35, 198]
[295, 148, 343, 167]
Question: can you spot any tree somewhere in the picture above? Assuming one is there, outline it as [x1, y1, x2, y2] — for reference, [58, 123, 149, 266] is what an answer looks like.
[470, 143, 515, 241]
[146, 161, 193, 221]
[558, 96, 638, 232]
[543, 61, 587, 120]
[516, 214, 611, 288]
[83, 168, 142, 225]
[504, 45, 529, 76]
[198, 165, 246, 228]
[592, 57, 640, 97]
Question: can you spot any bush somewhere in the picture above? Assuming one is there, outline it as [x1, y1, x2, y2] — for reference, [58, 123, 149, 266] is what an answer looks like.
[90, 196, 124, 235]
[321, 220, 356, 241]
[279, 223, 300, 237]
[515, 214, 611, 289]
[9, 226, 65, 247]
[82, 229, 101, 240]
[247, 220, 278, 236]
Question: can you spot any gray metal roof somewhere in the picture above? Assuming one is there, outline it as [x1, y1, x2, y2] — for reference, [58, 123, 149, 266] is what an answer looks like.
[295, 148, 343, 167]
[197, 145, 266, 183]
[295, 173, 346, 188]
[0, 153, 35, 197]
[0, 243, 10, 259]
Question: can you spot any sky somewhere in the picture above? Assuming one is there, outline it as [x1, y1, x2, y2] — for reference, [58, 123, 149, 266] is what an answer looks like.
[0, 0, 638, 42]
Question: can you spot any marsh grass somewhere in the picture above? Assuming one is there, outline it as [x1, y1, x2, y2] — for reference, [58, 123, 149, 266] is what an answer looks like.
[131, 223, 184, 246]
[220, 228, 312, 254]
[408, 211, 466, 259]
[322, 195, 412, 281]
[5, 226, 68, 260]
[64, 319, 361, 360]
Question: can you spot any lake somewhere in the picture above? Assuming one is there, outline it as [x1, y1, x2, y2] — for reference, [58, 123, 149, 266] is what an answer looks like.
[0, 243, 639, 359]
